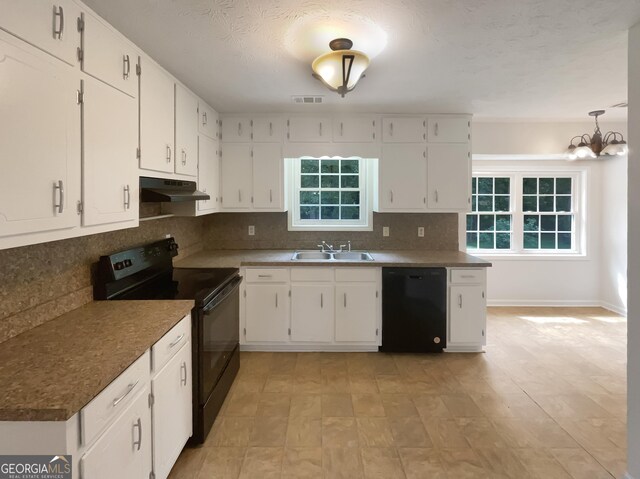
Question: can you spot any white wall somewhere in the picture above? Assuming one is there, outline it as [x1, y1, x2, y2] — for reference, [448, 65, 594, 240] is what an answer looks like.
[626, 21, 640, 479]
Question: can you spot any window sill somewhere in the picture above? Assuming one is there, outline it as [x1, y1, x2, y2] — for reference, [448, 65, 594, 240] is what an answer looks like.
[288, 224, 373, 232]
[467, 251, 589, 261]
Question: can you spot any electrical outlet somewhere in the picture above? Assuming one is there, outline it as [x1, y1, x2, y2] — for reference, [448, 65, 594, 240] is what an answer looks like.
[248, 225, 255, 236]
[383, 226, 390, 237]
[418, 227, 425, 237]
[165, 233, 171, 239]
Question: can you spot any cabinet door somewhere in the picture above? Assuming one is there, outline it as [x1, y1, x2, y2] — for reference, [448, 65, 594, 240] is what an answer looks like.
[382, 117, 426, 142]
[335, 283, 378, 342]
[82, 77, 138, 226]
[427, 118, 470, 143]
[81, 12, 137, 98]
[253, 117, 283, 142]
[290, 284, 333, 342]
[427, 144, 471, 211]
[287, 117, 330, 142]
[0, 33, 80, 238]
[245, 284, 290, 342]
[253, 144, 283, 210]
[80, 387, 152, 479]
[449, 285, 486, 344]
[152, 342, 192, 479]
[0, 0, 81, 65]
[220, 144, 252, 210]
[175, 84, 198, 176]
[221, 117, 252, 142]
[378, 144, 427, 211]
[139, 56, 174, 173]
[198, 102, 218, 140]
[197, 135, 220, 213]
[333, 116, 376, 142]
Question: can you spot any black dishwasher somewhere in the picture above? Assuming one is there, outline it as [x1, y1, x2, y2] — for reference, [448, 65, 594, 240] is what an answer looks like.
[381, 268, 447, 353]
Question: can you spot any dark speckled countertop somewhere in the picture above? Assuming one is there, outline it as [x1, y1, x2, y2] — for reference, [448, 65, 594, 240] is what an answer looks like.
[0, 300, 194, 421]
[175, 249, 492, 268]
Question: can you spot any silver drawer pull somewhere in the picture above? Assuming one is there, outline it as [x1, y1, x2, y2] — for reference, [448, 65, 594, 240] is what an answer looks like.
[123, 54, 130, 79]
[460, 274, 475, 278]
[53, 180, 64, 214]
[113, 380, 139, 407]
[124, 185, 131, 209]
[180, 362, 187, 386]
[258, 274, 273, 278]
[181, 149, 187, 166]
[458, 294, 463, 308]
[53, 5, 64, 39]
[169, 333, 185, 348]
[203, 111, 208, 125]
[166, 144, 172, 162]
[132, 417, 142, 451]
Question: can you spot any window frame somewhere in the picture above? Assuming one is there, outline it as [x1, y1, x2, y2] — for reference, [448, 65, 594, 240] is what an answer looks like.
[466, 168, 586, 257]
[288, 156, 374, 232]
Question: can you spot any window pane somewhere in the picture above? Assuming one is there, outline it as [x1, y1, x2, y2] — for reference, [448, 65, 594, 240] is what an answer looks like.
[494, 196, 510, 211]
[541, 233, 556, 249]
[479, 215, 495, 231]
[467, 214, 478, 230]
[541, 215, 556, 231]
[321, 191, 339, 204]
[341, 160, 359, 174]
[557, 215, 572, 231]
[558, 233, 572, 249]
[523, 196, 537, 212]
[523, 178, 537, 194]
[300, 206, 319, 219]
[477, 196, 493, 211]
[479, 233, 494, 249]
[321, 206, 339, 219]
[539, 196, 554, 212]
[472, 196, 477, 211]
[341, 206, 360, 219]
[340, 191, 360, 205]
[524, 233, 539, 248]
[341, 175, 359, 188]
[301, 175, 319, 188]
[495, 215, 511, 231]
[300, 191, 319, 204]
[495, 177, 510, 194]
[467, 232, 478, 248]
[321, 175, 339, 188]
[556, 178, 572, 194]
[539, 178, 554, 194]
[496, 233, 511, 249]
[471, 178, 477, 194]
[524, 215, 539, 231]
[321, 159, 339, 173]
[478, 178, 493, 194]
[556, 196, 571, 212]
[301, 159, 319, 173]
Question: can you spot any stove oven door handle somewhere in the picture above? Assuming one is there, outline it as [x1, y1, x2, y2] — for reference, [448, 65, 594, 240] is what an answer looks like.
[203, 276, 243, 312]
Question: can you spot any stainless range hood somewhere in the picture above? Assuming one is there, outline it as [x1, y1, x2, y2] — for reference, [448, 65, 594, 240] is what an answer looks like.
[140, 176, 210, 202]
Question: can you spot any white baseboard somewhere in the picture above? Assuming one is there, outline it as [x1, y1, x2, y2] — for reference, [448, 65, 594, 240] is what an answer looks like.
[240, 344, 379, 352]
[624, 473, 637, 479]
[599, 301, 628, 316]
[487, 299, 627, 316]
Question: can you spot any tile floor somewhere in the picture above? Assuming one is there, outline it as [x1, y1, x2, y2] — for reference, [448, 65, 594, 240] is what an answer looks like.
[169, 307, 627, 478]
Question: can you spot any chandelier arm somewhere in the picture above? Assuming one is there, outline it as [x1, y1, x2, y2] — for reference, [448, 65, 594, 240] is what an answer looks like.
[580, 134, 592, 144]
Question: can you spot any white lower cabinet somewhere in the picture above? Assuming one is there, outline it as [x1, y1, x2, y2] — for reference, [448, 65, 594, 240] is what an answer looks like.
[245, 283, 290, 342]
[446, 269, 487, 352]
[291, 284, 334, 342]
[335, 283, 378, 342]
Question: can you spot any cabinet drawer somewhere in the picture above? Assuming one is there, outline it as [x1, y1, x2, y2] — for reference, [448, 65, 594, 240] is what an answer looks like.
[291, 268, 334, 282]
[335, 268, 378, 282]
[81, 350, 150, 447]
[152, 314, 191, 374]
[450, 269, 484, 284]
[245, 268, 289, 283]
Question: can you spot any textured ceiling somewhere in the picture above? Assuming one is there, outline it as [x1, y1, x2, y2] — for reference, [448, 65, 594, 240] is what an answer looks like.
[82, 0, 640, 119]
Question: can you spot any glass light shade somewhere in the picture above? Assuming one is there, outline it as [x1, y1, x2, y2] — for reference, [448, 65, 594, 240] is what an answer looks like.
[564, 145, 578, 161]
[312, 49, 370, 92]
[601, 141, 629, 156]
[572, 145, 596, 159]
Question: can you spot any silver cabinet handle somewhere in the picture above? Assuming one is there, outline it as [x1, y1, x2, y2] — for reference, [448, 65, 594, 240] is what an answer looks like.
[321, 293, 324, 308]
[113, 380, 139, 407]
[132, 418, 142, 451]
[258, 274, 273, 278]
[390, 190, 394, 203]
[169, 333, 185, 348]
[124, 185, 131, 209]
[458, 294, 463, 308]
[166, 145, 172, 162]
[269, 189, 273, 203]
[181, 149, 187, 165]
[269, 122, 273, 136]
[203, 111, 207, 126]
[319, 122, 323, 137]
[53, 5, 64, 39]
[123, 54, 130, 79]
[435, 190, 439, 203]
[460, 274, 475, 279]
[435, 122, 439, 137]
[344, 293, 347, 308]
[238, 122, 242, 137]
[390, 122, 393, 136]
[340, 122, 344, 136]
[53, 180, 64, 214]
[180, 362, 187, 386]
[275, 293, 278, 308]
[238, 190, 242, 203]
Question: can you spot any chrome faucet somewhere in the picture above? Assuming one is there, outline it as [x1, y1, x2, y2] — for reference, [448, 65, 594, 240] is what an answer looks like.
[317, 241, 336, 253]
[339, 241, 352, 252]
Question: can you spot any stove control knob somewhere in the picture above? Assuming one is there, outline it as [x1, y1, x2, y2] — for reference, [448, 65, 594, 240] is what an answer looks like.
[124, 259, 133, 267]
[114, 262, 124, 270]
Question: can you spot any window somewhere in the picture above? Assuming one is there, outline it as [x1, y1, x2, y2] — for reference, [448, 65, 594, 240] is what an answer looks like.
[289, 157, 373, 231]
[466, 172, 581, 255]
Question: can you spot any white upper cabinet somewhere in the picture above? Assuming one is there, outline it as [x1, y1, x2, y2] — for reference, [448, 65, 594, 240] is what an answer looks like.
[252, 144, 283, 210]
[174, 83, 198, 176]
[427, 144, 471, 211]
[139, 56, 175, 174]
[427, 117, 470, 143]
[382, 117, 426, 143]
[80, 11, 137, 98]
[198, 101, 218, 140]
[253, 117, 283, 143]
[287, 116, 331, 142]
[221, 117, 252, 142]
[0, 0, 81, 66]
[0, 32, 80, 238]
[220, 143, 252, 209]
[378, 144, 427, 211]
[82, 76, 138, 227]
[333, 116, 377, 142]
[197, 135, 220, 213]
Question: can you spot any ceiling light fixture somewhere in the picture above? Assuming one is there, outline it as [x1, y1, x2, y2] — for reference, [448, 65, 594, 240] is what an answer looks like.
[565, 110, 628, 160]
[312, 38, 369, 98]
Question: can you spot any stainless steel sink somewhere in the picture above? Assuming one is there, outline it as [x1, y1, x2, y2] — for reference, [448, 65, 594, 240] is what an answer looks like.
[332, 251, 374, 261]
[291, 251, 333, 260]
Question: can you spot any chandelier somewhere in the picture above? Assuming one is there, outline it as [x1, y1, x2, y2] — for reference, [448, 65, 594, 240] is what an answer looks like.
[565, 110, 628, 160]
[312, 38, 370, 98]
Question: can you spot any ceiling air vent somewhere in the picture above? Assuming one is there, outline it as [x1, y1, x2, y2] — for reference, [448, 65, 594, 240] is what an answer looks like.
[610, 102, 628, 108]
[292, 95, 324, 104]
